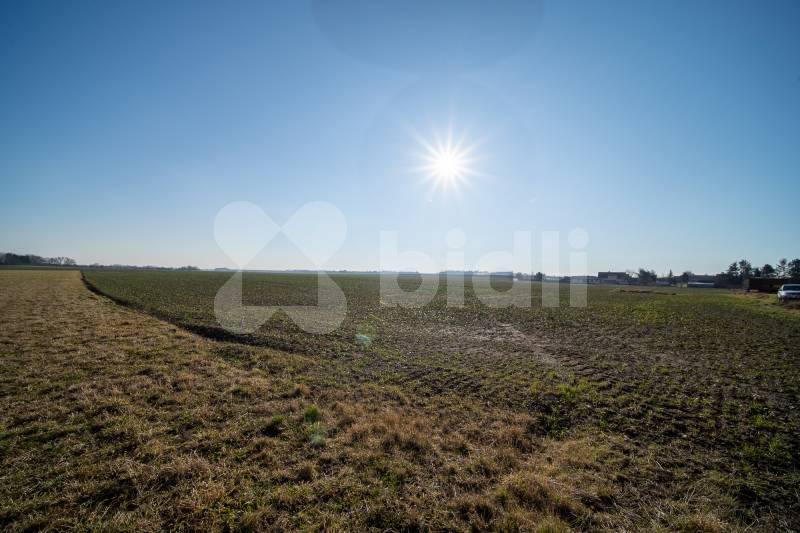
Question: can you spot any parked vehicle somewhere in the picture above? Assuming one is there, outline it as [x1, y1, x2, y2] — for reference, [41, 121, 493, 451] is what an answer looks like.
[777, 284, 800, 303]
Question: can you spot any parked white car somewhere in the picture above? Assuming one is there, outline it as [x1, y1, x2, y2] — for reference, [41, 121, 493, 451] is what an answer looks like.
[777, 284, 800, 303]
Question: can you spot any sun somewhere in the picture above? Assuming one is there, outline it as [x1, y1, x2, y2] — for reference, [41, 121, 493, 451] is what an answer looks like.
[412, 124, 479, 195]
[428, 147, 468, 182]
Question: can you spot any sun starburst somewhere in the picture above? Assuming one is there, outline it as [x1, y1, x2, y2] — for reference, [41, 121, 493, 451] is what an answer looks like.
[410, 121, 480, 197]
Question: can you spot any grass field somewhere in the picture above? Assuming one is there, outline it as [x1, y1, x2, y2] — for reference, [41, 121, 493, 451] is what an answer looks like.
[1, 269, 798, 530]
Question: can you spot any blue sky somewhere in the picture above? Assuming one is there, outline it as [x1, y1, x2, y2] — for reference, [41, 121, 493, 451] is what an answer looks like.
[1, 0, 798, 274]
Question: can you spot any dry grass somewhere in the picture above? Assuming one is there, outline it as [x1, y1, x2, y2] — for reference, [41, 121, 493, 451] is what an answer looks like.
[0, 270, 793, 530]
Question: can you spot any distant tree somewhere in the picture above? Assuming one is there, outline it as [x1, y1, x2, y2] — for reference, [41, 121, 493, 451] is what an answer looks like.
[680, 271, 693, 283]
[533, 272, 543, 282]
[0, 252, 75, 266]
[667, 269, 675, 285]
[738, 259, 752, 280]
[777, 258, 788, 278]
[637, 268, 657, 285]
[761, 264, 775, 278]
[0, 253, 33, 265]
[789, 258, 800, 278]
[752, 267, 762, 278]
[726, 262, 740, 284]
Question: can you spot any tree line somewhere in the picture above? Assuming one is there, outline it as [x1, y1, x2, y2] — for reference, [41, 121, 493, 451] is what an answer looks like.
[0, 252, 76, 266]
[636, 258, 800, 287]
[1, 251, 201, 270]
[720, 258, 800, 285]
[521, 256, 800, 287]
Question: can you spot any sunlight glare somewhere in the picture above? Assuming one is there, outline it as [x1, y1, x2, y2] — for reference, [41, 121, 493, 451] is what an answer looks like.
[431, 147, 466, 182]
[413, 123, 479, 196]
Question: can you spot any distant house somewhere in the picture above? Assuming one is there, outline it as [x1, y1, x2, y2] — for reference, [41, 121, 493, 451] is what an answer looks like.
[677, 274, 718, 288]
[597, 271, 631, 285]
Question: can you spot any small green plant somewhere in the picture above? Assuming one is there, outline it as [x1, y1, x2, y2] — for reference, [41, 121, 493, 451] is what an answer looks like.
[307, 423, 326, 448]
[555, 379, 595, 403]
[752, 414, 775, 431]
[303, 405, 321, 423]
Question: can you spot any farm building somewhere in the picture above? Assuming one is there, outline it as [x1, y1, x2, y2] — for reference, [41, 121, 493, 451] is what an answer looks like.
[744, 277, 800, 293]
[687, 281, 715, 288]
[677, 274, 718, 288]
[567, 275, 598, 284]
[597, 271, 631, 285]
